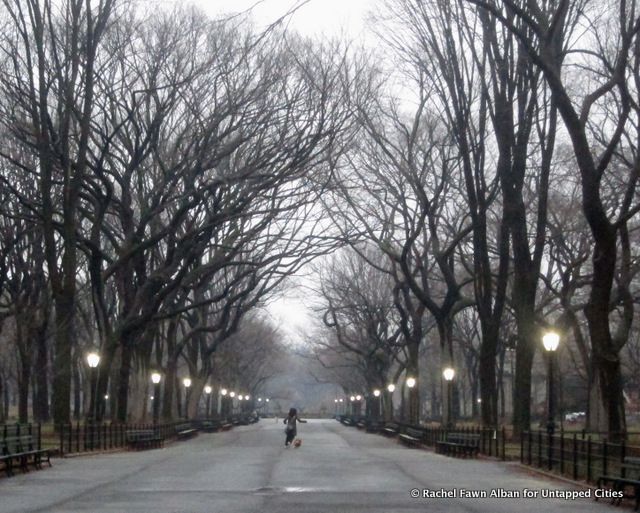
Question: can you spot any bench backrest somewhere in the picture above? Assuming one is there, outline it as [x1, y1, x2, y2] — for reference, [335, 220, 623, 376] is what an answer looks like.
[622, 456, 640, 476]
[126, 430, 156, 440]
[2, 435, 35, 454]
[385, 423, 400, 431]
[405, 427, 425, 438]
[447, 432, 480, 444]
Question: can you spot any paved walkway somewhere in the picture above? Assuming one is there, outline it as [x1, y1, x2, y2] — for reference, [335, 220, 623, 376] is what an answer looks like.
[1, 419, 620, 513]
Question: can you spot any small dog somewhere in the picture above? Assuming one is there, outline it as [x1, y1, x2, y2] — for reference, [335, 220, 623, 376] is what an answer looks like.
[293, 438, 302, 448]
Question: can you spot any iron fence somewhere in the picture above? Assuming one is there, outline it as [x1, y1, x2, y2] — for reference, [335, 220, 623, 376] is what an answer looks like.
[56, 421, 188, 456]
[521, 430, 640, 483]
[337, 415, 507, 460]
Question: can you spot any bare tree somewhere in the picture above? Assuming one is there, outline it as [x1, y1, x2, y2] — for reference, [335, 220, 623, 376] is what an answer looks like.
[467, 0, 640, 438]
[0, 0, 119, 426]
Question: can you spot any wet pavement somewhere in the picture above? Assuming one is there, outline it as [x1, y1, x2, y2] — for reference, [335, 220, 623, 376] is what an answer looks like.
[0, 419, 620, 513]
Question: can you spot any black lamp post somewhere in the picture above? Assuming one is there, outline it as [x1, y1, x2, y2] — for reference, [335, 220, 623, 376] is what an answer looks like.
[86, 352, 100, 423]
[373, 389, 381, 420]
[386, 384, 396, 421]
[220, 388, 228, 416]
[86, 352, 100, 451]
[406, 377, 416, 424]
[183, 378, 192, 420]
[229, 391, 236, 415]
[151, 372, 161, 425]
[542, 332, 560, 435]
[443, 367, 455, 430]
[204, 385, 212, 418]
[542, 331, 560, 471]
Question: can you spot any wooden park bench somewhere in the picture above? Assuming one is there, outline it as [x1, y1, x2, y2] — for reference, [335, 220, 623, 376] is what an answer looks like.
[382, 422, 400, 437]
[175, 423, 198, 441]
[340, 416, 353, 426]
[1, 434, 51, 477]
[435, 432, 480, 458]
[356, 418, 367, 430]
[366, 420, 384, 434]
[125, 429, 164, 450]
[399, 426, 426, 448]
[198, 420, 222, 433]
[597, 456, 640, 510]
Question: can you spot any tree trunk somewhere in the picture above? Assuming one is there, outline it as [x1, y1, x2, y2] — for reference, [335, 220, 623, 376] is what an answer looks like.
[52, 293, 75, 426]
[18, 354, 30, 424]
[72, 359, 81, 420]
[116, 339, 134, 423]
[512, 309, 537, 435]
[162, 361, 177, 421]
[479, 332, 498, 426]
[34, 322, 50, 422]
[0, 377, 4, 423]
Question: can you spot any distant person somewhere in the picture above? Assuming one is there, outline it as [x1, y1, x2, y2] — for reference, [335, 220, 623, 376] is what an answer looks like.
[283, 407, 306, 447]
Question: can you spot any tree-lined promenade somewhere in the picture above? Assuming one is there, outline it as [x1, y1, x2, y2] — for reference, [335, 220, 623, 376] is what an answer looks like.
[0, 0, 639, 444]
[0, 420, 621, 513]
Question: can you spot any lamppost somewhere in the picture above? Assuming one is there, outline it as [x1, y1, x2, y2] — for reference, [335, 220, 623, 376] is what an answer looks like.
[265, 397, 270, 416]
[86, 352, 100, 424]
[542, 331, 560, 436]
[86, 352, 100, 451]
[373, 389, 381, 420]
[204, 385, 212, 418]
[229, 391, 236, 414]
[350, 395, 356, 416]
[338, 398, 343, 416]
[387, 384, 396, 421]
[151, 372, 161, 425]
[355, 394, 362, 417]
[406, 376, 416, 424]
[220, 388, 228, 416]
[443, 367, 455, 429]
[183, 378, 192, 420]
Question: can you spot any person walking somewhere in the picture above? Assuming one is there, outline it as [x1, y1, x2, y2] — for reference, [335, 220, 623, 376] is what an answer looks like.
[283, 407, 306, 447]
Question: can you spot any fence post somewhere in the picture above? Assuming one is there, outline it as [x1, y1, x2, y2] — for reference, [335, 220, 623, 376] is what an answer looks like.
[528, 431, 532, 465]
[602, 440, 608, 478]
[587, 436, 592, 482]
[538, 431, 542, 468]
[573, 433, 578, 481]
[560, 431, 565, 475]
[548, 431, 553, 471]
[621, 440, 626, 478]
[502, 427, 506, 461]
[59, 424, 64, 457]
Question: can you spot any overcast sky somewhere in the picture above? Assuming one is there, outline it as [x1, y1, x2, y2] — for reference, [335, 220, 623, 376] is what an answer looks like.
[199, 0, 374, 342]
[146, 0, 374, 342]
[202, 0, 371, 38]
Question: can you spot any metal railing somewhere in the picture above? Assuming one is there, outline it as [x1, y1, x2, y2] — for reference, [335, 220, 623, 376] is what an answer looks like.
[56, 422, 179, 456]
[336, 415, 508, 460]
[521, 430, 640, 482]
